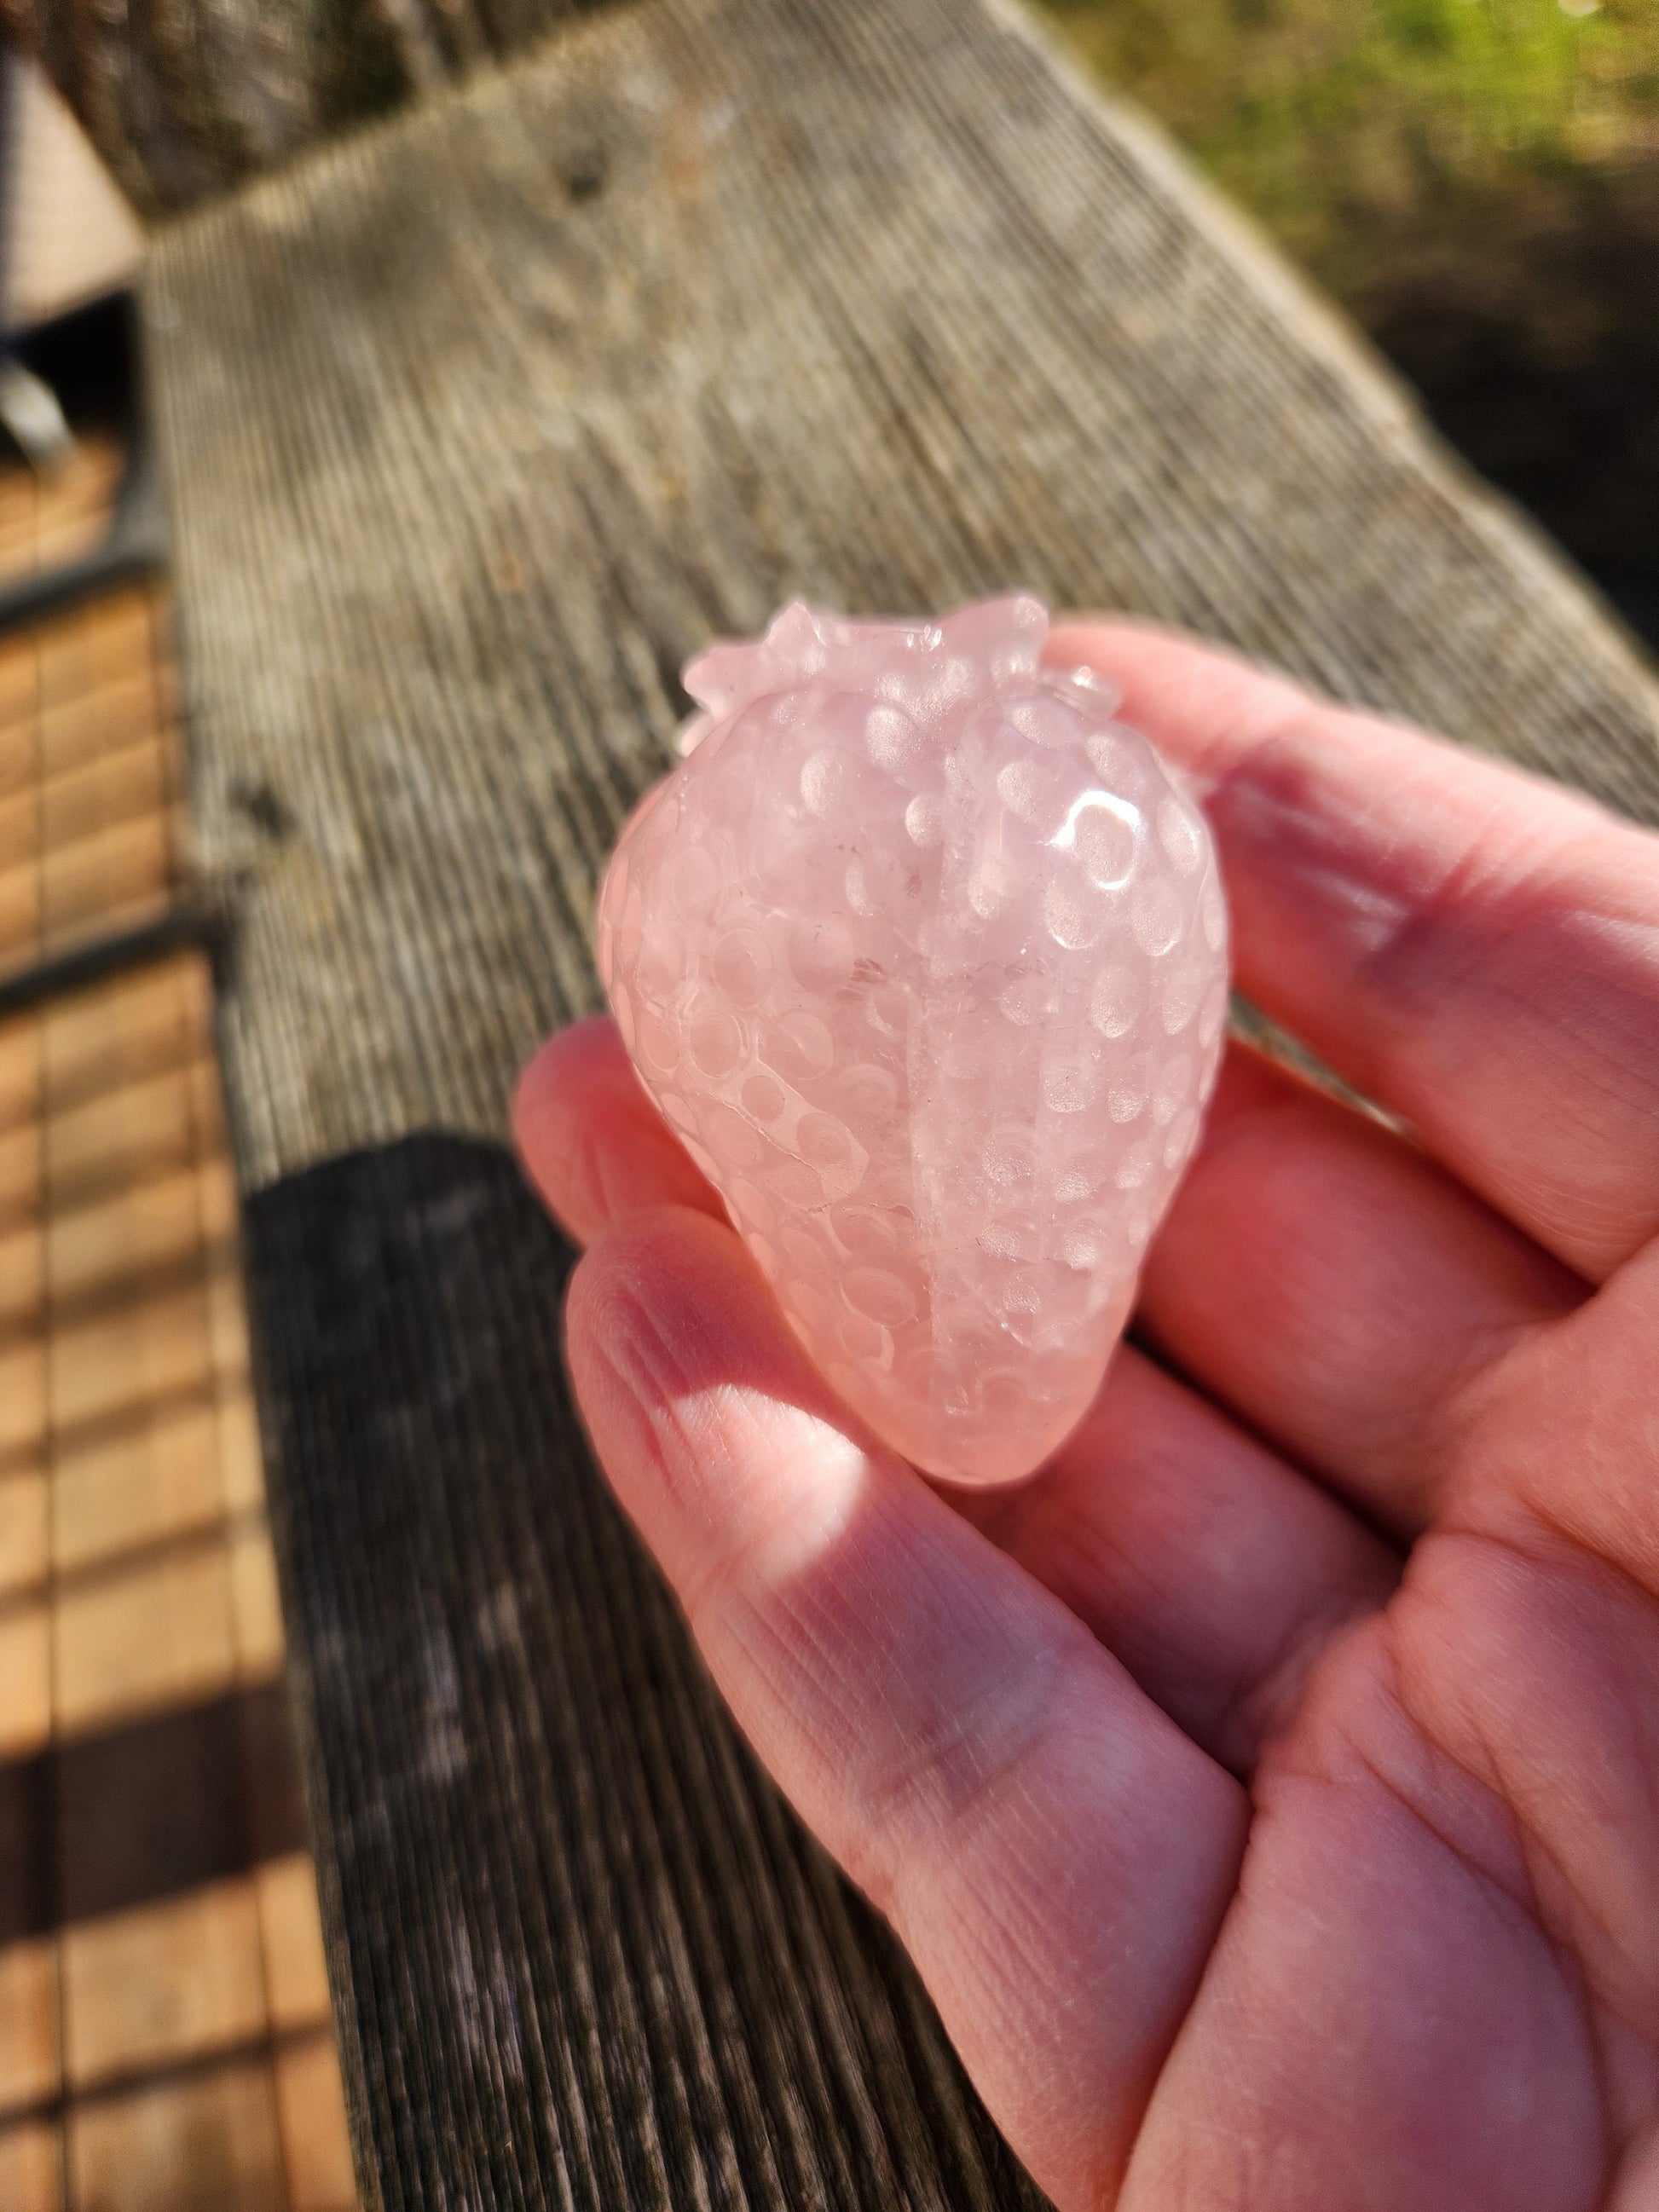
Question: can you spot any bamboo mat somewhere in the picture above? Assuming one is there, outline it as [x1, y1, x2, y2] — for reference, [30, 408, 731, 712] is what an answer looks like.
[0, 453, 358, 2209]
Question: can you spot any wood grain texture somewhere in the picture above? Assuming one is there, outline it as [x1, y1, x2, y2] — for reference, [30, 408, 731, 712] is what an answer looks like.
[142, 0, 1659, 2202]
[147, 0, 1659, 1193]
[248, 1135, 1040, 2210]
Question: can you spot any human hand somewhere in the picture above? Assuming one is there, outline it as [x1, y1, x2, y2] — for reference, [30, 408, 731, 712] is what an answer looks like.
[514, 622, 1659, 2211]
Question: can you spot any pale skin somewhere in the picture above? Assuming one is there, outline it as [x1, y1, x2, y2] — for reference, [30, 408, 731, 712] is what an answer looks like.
[513, 621, 1659, 2211]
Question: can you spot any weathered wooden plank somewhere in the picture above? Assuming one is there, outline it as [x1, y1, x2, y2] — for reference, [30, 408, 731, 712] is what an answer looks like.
[148, 0, 1659, 1192]
[141, 0, 1659, 2203]
[251, 1135, 1040, 2211]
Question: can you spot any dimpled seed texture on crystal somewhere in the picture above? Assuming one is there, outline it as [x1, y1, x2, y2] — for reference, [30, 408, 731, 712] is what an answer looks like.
[595, 597, 1228, 1485]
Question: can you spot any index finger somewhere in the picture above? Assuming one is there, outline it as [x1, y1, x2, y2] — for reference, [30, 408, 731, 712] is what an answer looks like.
[1049, 621, 1659, 1281]
[513, 1014, 722, 1245]
[567, 1205, 1246, 2208]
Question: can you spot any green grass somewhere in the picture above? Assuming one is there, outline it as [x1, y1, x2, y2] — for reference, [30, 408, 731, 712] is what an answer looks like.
[1033, 0, 1659, 300]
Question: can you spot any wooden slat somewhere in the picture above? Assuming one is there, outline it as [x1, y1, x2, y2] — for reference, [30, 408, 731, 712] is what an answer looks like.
[0, 1467, 46, 1596]
[52, 1395, 231, 1573]
[62, 1874, 269, 2088]
[256, 1854, 334, 2035]
[143, 2, 1659, 2205]
[53, 1528, 240, 1735]
[274, 2030, 360, 2212]
[0, 1598, 49, 1756]
[0, 2117, 56, 2210]
[0, 417, 360, 2202]
[65, 2058, 287, 2212]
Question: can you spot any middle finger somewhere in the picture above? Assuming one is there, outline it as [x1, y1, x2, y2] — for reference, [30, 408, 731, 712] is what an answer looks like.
[971, 1344, 1398, 1776]
[1136, 1042, 1587, 1536]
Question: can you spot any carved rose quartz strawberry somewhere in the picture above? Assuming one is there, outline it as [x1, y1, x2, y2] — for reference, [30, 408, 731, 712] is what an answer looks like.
[595, 597, 1227, 1484]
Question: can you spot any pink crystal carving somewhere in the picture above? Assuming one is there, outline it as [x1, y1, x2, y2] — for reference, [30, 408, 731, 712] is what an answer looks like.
[595, 597, 1228, 1486]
